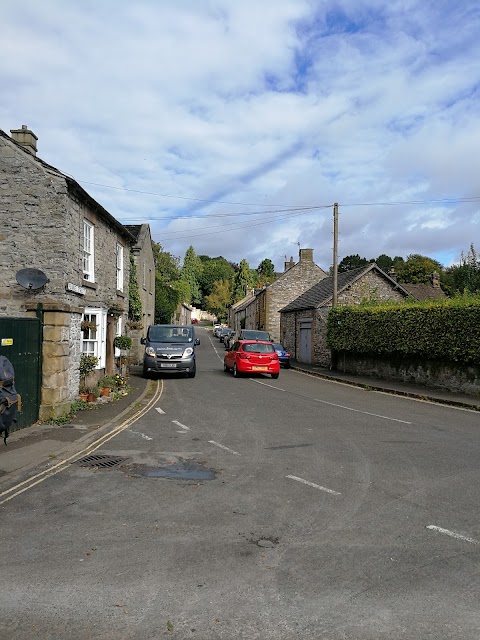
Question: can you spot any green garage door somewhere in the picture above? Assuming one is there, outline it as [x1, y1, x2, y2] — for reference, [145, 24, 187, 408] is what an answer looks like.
[0, 317, 42, 432]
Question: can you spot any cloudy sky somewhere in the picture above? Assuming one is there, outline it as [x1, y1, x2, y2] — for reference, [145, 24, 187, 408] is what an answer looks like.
[2, 0, 480, 272]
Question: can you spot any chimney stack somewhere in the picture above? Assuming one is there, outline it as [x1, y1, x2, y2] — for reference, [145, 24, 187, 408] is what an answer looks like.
[284, 256, 295, 272]
[10, 125, 38, 156]
[299, 248, 313, 262]
[431, 271, 440, 288]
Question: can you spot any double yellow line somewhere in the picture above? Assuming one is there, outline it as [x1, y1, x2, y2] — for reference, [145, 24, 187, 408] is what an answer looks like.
[0, 379, 163, 506]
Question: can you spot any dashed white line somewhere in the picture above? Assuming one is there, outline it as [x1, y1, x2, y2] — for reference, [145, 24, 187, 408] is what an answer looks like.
[172, 420, 190, 431]
[426, 525, 479, 544]
[208, 440, 241, 455]
[314, 398, 411, 424]
[250, 379, 285, 391]
[129, 430, 153, 441]
[155, 407, 165, 414]
[286, 475, 341, 495]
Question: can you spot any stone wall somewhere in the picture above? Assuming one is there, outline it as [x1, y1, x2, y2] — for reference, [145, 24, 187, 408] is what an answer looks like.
[337, 352, 480, 397]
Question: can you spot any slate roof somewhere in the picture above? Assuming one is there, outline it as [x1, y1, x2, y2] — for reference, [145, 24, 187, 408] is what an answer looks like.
[400, 283, 447, 301]
[280, 263, 410, 313]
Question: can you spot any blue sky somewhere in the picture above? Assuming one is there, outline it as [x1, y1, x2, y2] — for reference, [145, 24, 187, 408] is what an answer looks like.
[1, 0, 480, 271]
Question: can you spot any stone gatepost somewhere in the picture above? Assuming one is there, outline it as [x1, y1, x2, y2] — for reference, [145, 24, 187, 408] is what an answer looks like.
[26, 302, 83, 420]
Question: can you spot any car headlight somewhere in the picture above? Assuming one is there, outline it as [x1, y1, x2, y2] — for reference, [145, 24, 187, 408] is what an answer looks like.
[145, 347, 155, 356]
[183, 347, 194, 357]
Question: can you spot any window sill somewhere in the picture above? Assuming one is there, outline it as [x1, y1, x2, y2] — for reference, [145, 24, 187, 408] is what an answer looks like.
[82, 279, 98, 290]
[116, 290, 125, 298]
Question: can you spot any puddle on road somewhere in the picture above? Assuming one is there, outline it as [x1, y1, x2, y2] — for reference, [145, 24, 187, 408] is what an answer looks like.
[129, 461, 216, 480]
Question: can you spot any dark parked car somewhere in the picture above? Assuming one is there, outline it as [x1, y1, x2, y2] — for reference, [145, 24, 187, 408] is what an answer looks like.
[219, 327, 233, 343]
[272, 343, 290, 368]
[141, 324, 199, 378]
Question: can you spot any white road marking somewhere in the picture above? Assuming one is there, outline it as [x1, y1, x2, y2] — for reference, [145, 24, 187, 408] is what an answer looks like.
[314, 398, 411, 424]
[208, 334, 224, 361]
[286, 475, 341, 495]
[129, 430, 153, 441]
[172, 420, 190, 431]
[155, 407, 165, 414]
[426, 525, 479, 544]
[208, 440, 241, 455]
[250, 379, 285, 391]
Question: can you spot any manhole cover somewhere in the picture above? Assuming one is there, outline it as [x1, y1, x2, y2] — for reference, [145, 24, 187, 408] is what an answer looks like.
[74, 454, 128, 469]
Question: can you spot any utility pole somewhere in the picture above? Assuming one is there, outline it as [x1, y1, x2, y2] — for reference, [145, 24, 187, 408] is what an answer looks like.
[332, 202, 339, 307]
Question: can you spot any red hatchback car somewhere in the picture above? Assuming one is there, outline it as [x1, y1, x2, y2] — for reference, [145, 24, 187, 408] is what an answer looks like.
[224, 340, 280, 379]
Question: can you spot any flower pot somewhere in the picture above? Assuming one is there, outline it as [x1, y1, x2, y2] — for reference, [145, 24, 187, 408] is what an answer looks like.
[100, 387, 111, 397]
[79, 393, 88, 402]
[87, 392, 95, 403]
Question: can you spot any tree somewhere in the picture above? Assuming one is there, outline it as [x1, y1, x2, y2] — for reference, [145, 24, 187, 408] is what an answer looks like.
[256, 258, 276, 286]
[232, 258, 254, 301]
[443, 243, 480, 295]
[180, 246, 202, 305]
[155, 276, 180, 324]
[151, 242, 180, 282]
[338, 254, 369, 273]
[396, 254, 444, 284]
[205, 279, 232, 322]
[374, 254, 394, 273]
[197, 256, 236, 299]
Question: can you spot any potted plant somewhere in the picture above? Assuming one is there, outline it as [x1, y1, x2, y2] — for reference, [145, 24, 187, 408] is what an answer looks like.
[114, 335, 132, 351]
[81, 319, 97, 332]
[98, 375, 115, 397]
[79, 354, 99, 398]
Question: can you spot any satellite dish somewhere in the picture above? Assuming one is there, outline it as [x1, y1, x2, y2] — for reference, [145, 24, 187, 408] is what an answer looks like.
[15, 268, 49, 290]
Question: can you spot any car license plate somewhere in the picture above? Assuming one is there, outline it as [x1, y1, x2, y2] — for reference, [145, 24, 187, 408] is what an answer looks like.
[160, 363, 177, 368]
[252, 366, 267, 371]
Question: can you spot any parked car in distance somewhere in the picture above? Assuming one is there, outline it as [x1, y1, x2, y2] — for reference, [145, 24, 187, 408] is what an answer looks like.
[272, 343, 291, 368]
[213, 324, 222, 337]
[223, 330, 235, 349]
[238, 329, 272, 342]
[219, 327, 233, 343]
[192, 318, 198, 324]
[224, 340, 280, 379]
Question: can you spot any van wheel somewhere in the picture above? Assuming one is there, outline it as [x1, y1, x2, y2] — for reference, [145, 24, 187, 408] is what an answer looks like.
[143, 366, 150, 379]
[187, 369, 196, 378]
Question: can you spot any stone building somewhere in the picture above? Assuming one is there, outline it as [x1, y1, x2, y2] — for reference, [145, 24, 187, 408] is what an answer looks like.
[280, 263, 410, 366]
[124, 224, 156, 363]
[0, 125, 153, 422]
[237, 249, 327, 341]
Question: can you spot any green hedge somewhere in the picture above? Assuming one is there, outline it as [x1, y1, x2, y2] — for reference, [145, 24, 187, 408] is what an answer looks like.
[327, 297, 480, 364]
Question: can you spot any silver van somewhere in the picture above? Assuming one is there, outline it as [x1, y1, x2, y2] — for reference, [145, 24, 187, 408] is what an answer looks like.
[141, 325, 200, 378]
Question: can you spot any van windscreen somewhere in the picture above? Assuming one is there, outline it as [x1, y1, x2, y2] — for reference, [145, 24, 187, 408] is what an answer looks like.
[148, 326, 193, 343]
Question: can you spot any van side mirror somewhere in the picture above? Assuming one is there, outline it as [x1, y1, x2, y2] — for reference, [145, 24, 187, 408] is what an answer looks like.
[195, 338, 200, 346]
[140, 337, 146, 345]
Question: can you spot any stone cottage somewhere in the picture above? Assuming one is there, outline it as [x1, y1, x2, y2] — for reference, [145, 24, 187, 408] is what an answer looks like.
[0, 125, 153, 422]
[235, 249, 328, 341]
[124, 224, 155, 363]
[280, 263, 410, 366]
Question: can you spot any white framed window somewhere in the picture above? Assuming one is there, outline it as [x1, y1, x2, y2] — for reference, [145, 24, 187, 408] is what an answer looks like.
[81, 308, 107, 368]
[115, 316, 123, 358]
[116, 243, 124, 291]
[83, 220, 95, 281]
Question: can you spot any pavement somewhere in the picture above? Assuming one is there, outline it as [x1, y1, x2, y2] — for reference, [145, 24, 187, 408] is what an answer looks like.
[1, 359, 479, 489]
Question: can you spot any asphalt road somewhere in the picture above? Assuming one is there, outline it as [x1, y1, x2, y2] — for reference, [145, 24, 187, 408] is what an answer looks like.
[1, 325, 479, 639]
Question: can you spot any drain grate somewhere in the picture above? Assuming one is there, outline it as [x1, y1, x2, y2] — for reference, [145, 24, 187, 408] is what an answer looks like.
[74, 454, 127, 469]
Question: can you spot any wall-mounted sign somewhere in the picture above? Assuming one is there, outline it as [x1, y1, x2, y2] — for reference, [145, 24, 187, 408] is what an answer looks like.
[1, 338, 13, 346]
[66, 282, 86, 295]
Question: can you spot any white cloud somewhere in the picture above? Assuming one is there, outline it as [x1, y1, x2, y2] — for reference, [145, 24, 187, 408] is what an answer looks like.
[1, 0, 480, 272]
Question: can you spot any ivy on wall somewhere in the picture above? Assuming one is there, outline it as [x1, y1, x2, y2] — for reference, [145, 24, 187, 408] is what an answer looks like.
[327, 296, 480, 364]
[128, 254, 142, 321]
